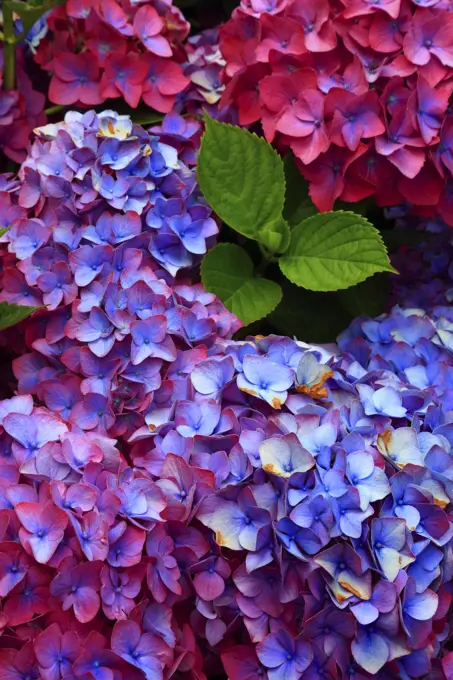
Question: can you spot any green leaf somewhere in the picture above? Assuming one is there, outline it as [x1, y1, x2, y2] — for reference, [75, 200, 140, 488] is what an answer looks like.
[279, 210, 397, 292]
[197, 116, 286, 250]
[201, 243, 282, 325]
[0, 301, 41, 331]
[0, 227, 10, 237]
[7, 0, 65, 39]
[283, 153, 317, 226]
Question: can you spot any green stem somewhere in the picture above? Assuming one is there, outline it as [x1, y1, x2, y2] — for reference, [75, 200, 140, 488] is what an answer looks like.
[2, 3, 17, 90]
[256, 244, 277, 276]
[44, 104, 67, 117]
[256, 259, 268, 277]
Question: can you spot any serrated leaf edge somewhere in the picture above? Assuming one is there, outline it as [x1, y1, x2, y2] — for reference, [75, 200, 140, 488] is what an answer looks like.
[288, 210, 397, 267]
[280, 210, 398, 292]
[197, 114, 287, 247]
[0, 301, 43, 331]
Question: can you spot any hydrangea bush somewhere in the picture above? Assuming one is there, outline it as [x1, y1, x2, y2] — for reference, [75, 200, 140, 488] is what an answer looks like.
[1, 1, 453, 679]
[218, 0, 453, 222]
[0, 109, 452, 673]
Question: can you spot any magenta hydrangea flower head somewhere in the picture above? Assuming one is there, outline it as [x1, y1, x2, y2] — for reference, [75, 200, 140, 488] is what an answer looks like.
[34, 0, 191, 113]
[218, 0, 453, 222]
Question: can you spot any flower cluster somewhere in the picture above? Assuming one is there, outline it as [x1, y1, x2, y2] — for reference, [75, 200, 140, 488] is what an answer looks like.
[2, 272, 453, 676]
[218, 0, 453, 222]
[0, 108, 241, 441]
[0, 50, 46, 162]
[0, 394, 212, 680]
[34, 0, 191, 112]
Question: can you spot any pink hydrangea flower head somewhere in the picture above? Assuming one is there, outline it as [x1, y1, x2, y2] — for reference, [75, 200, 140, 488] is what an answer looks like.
[218, 0, 453, 217]
[35, 0, 191, 113]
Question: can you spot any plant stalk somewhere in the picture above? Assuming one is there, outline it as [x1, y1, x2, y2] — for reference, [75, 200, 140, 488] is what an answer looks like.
[44, 104, 67, 116]
[2, 2, 17, 90]
[256, 244, 277, 277]
[256, 259, 268, 277]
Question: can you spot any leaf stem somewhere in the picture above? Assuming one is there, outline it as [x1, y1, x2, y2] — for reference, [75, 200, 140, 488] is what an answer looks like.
[257, 244, 277, 276]
[2, 3, 17, 90]
[256, 260, 267, 276]
[44, 104, 67, 116]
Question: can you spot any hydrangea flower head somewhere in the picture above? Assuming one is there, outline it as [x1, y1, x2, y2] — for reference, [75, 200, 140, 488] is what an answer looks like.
[34, 0, 191, 113]
[218, 0, 453, 222]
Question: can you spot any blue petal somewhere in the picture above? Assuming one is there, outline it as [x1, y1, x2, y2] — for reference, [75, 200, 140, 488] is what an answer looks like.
[352, 631, 389, 674]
